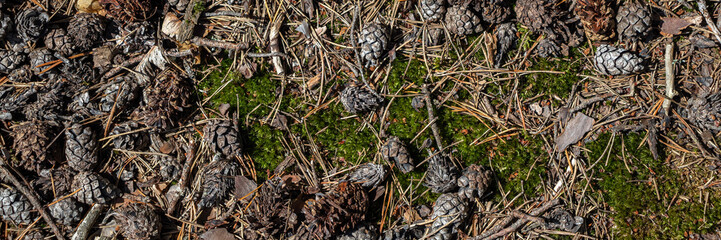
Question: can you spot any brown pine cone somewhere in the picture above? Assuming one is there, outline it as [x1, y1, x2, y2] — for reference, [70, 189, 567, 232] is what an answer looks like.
[423, 152, 459, 193]
[295, 182, 368, 239]
[341, 84, 382, 114]
[49, 198, 85, 226]
[203, 120, 243, 158]
[28, 48, 56, 76]
[68, 13, 106, 52]
[686, 94, 721, 132]
[15, 8, 49, 42]
[136, 70, 194, 130]
[0, 11, 10, 41]
[115, 203, 161, 240]
[110, 121, 150, 150]
[0, 188, 36, 224]
[420, 0, 446, 22]
[11, 120, 56, 172]
[35, 167, 76, 199]
[198, 157, 240, 208]
[102, 0, 156, 22]
[23, 86, 64, 122]
[72, 171, 120, 204]
[536, 38, 561, 58]
[444, 5, 483, 35]
[515, 0, 557, 33]
[247, 176, 301, 237]
[359, 23, 389, 67]
[479, 0, 511, 25]
[575, 0, 615, 41]
[347, 163, 388, 188]
[456, 164, 493, 200]
[65, 124, 98, 171]
[616, 0, 651, 42]
[0, 50, 27, 74]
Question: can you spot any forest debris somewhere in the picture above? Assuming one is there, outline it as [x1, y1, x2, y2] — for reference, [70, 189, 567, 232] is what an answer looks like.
[200, 228, 235, 240]
[234, 175, 258, 199]
[555, 113, 594, 152]
[661, 15, 702, 36]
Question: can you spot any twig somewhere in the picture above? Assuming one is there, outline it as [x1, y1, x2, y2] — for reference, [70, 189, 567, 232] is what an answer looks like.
[0, 148, 66, 240]
[166, 140, 197, 214]
[101, 55, 144, 80]
[696, 0, 721, 46]
[476, 198, 560, 240]
[422, 84, 444, 150]
[269, 17, 285, 75]
[71, 204, 105, 240]
[191, 37, 250, 51]
[662, 43, 675, 116]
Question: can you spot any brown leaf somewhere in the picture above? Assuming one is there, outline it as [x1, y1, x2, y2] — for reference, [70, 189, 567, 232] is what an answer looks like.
[661, 15, 702, 36]
[234, 175, 258, 200]
[200, 228, 235, 240]
[555, 113, 595, 152]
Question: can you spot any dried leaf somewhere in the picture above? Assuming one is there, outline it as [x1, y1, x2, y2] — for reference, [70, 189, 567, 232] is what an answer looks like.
[555, 113, 595, 152]
[200, 228, 235, 240]
[162, 13, 182, 38]
[237, 63, 257, 79]
[233, 175, 257, 200]
[661, 15, 702, 36]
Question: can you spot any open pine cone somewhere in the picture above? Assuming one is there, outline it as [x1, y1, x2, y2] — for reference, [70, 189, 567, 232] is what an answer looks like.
[294, 182, 369, 239]
[203, 119, 243, 158]
[247, 176, 301, 238]
[198, 157, 240, 208]
[102, 0, 156, 22]
[457, 164, 493, 200]
[424, 152, 459, 193]
[136, 70, 194, 130]
[15, 8, 49, 42]
[575, 0, 615, 41]
[341, 84, 382, 114]
[11, 120, 57, 172]
[68, 13, 106, 52]
[115, 203, 161, 240]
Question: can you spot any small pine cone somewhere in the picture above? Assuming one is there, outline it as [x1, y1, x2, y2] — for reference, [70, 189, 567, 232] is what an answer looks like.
[0, 188, 36, 224]
[341, 85, 382, 114]
[8, 65, 34, 83]
[359, 23, 389, 67]
[423, 152, 459, 193]
[411, 95, 425, 111]
[0, 50, 27, 74]
[72, 171, 120, 204]
[157, 155, 181, 181]
[575, 0, 615, 41]
[686, 94, 721, 132]
[456, 164, 493, 200]
[103, 0, 156, 22]
[515, 0, 556, 33]
[136, 70, 194, 130]
[426, 193, 469, 240]
[381, 137, 414, 173]
[65, 124, 98, 171]
[29, 48, 55, 76]
[115, 203, 161, 240]
[15, 8, 49, 42]
[338, 224, 379, 240]
[616, 0, 651, 42]
[111, 22, 156, 54]
[536, 38, 560, 58]
[0, 11, 11, 40]
[35, 167, 76, 198]
[61, 57, 97, 84]
[44, 28, 74, 56]
[594, 44, 644, 76]
[198, 157, 240, 208]
[545, 208, 584, 233]
[100, 75, 140, 113]
[247, 176, 300, 237]
[381, 225, 426, 240]
[202, 120, 243, 158]
[444, 5, 483, 35]
[23, 231, 46, 240]
[423, 26, 445, 46]
[494, 23, 516, 68]
[348, 163, 388, 188]
[23, 87, 64, 122]
[420, 0, 446, 22]
[68, 13, 106, 52]
[297, 182, 368, 239]
[110, 121, 150, 150]
[480, 0, 511, 25]
[49, 198, 85, 226]
[12, 120, 54, 171]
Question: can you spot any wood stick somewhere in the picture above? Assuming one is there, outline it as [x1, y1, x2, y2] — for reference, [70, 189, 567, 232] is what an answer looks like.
[71, 204, 105, 240]
[422, 84, 444, 150]
[269, 17, 285, 75]
[476, 198, 560, 240]
[662, 43, 675, 116]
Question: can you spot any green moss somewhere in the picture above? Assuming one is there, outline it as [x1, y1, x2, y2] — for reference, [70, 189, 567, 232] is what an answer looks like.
[521, 56, 582, 100]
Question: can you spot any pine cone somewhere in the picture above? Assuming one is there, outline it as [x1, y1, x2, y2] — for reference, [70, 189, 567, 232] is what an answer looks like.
[136, 70, 193, 130]
[203, 120, 243, 158]
[426, 193, 469, 240]
[381, 225, 426, 240]
[12, 120, 56, 172]
[0, 188, 36, 225]
[479, 0, 511, 25]
[65, 124, 98, 171]
[594, 44, 644, 76]
[359, 23, 389, 67]
[515, 0, 557, 33]
[15, 8, 49, 42]
[456, 164, 493, 200]
[110, 21, 156, 54]
[247, 176, 301, 237]
[22, 231, 46, 240]
[102, 0, 156, 22]
[49, 198, 85, 226]
[575, 0, 615, 41]
[110, 121, 149, 150]
[380, 137, 414, 173]
[424, 152, 459, 193]
[536, 38, 560, 58]
[100, 75, 140, 113]
[295, 182, 368, 239]
[444, 5, 483, 35]
[420, 0, 446, 22]
[8, 65, 34, 83]
[616, 0, 651, 42]
[23, 86, 65, 121]
[68, 13, 106, 52]
[72, 171, 120, 204]
[61, 57, 98, 84]
[338, 224, 379, 240]
[423, 26, 445, 46]
[348, 163, 388, 188]
[341, 85, 382, 114]
[35, 167, 76, 199]
[494, 23, 516, 68]
[44, 28, 73, 58]
[157, 155, 181, 181]
[198, 157, 240, 208]
[115, 203, 161, 240]
[686, 94, 721, 132]
[545, 208, 584, 233]
[0, 11, 11, 40]
[0, 50, 27, 74]
[29, 48, 55, 76]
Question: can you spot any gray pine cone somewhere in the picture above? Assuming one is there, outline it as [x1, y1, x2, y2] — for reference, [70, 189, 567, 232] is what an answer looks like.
[686, 94, 721, 132]
[426, 193, 469, 240]
[50, 197, 85, 226]
[616, 0, 651, 42]
[536, 38, 560, 58]
[29, 48, 55, 76]
[423, 152, 459, 193]
[545, 208, 584, 233]
[65, 124, 98, 171]
[0, 11, 10, 40]
[341, 85, 382, 114]
[111, 121, 150, 150]
[44, 28, 74, 56]
[338, 224, 380, 240]
[15, 8, 49, 42]
[116, 203, 161, 240]
[457, 164, 493, 200]
[480, 0, 511, 24]
[203, 120, 243, 158]
[420, 0, 446, 22]
[359, 23, 389, 67]
[594, 44, 644, 76]
[0, 50, 27, 74]
[381, 225, 426, 240]
[68, 13, 106, 52]
[348, 163, 388, 188]
[380, 136, 414, 173]
[72, 171, 120, 204]
[198, 157, 240, 208]
[444, 5, 483, 35]
[157, 155, 182, 181]
[100, 75, 140, 113]
[494, 23, 516, 68]
[0, 188, 36, 224]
